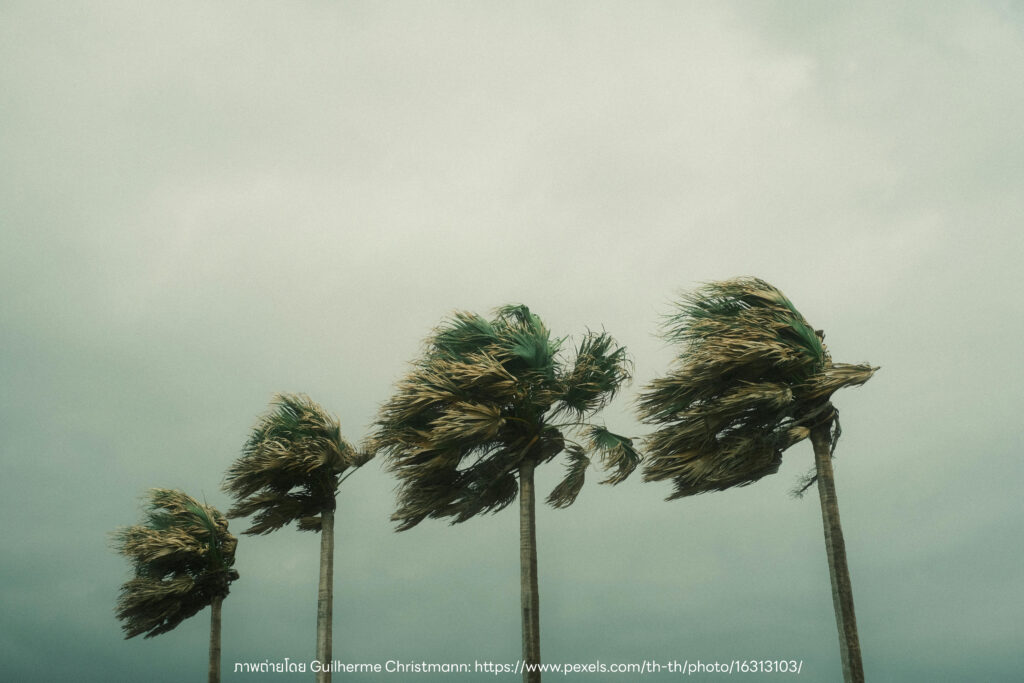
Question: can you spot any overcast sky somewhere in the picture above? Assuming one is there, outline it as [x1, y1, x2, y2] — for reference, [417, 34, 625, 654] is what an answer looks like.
[2, 1, 1022, 681]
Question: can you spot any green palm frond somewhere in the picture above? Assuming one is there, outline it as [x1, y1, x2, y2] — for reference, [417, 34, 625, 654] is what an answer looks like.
[587, 426, 642, 485]
[223, 393, 367, 535]
[640, 277, 877, 498]
[555, 331, 632, 419]
[113, 489, 238, 639]
[374, 304, 637, 529]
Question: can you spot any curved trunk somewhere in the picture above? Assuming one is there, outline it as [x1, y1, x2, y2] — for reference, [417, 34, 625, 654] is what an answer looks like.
[316, 507, 336, 683]
[519, 460, 541, 683]
[208, 594, 222, 683]
[810, 423, 864, 683]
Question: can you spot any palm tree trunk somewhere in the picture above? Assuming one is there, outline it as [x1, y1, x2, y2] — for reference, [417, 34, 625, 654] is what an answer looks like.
[209, 594, 222, 683]
[316, 507, 335, 683]
[810, 423, 864, 683]
[519, 459, 541, 683]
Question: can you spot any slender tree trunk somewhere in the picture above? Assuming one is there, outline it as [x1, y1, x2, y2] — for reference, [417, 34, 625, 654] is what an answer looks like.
[811, 423, 864, 683]
[209, 595, 222, 683]
[519, 459, 541, 683]
[316, 507, 336, 683]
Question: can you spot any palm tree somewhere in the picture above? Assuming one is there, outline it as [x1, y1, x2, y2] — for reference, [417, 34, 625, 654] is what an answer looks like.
[222, 393, 370, 683]
[113, 488, 240, 683]
[373, 304, 639, 683]
[638, 277, 876, 683]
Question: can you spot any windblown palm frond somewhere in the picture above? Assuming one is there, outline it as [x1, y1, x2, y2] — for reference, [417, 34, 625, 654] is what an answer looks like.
[545, 444, 591, 509]
[374, 304, 637, 530]
[223, 393, 366, 534]
[113, 489, 238, 639]
[639, 277, 876, 499]
[588, 425, 643, 485]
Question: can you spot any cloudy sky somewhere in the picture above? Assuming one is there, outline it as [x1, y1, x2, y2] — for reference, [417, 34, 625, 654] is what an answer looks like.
[2, 1, 1022, 681]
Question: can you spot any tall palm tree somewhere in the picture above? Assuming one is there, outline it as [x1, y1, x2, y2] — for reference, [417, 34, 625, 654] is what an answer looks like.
[638, 278, 876, 683]
[113, 488, 239, 683]
[222, 393, 370, 683]
[373, 304, 639, 683]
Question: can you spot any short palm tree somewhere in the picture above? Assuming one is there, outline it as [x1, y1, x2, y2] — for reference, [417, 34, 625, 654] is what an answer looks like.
[222, 393, 370, 683]
[374, 304, 639, 683]
[113, 488, 239, 683]
[638, 278, 876, 683]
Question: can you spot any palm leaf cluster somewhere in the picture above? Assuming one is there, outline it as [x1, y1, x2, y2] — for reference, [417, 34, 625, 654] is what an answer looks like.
[374, 304, 639, 530]
[639, 277, 875, 499]
[223, 393, 367, 534]
[113, 489, 239, 639]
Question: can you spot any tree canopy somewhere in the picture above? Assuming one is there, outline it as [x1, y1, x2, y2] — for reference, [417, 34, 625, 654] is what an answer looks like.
[639, 277, 876, 498]
[113, 488, 239, 639]
[374, 304, 640, 530]
[223, 393, 370, 534]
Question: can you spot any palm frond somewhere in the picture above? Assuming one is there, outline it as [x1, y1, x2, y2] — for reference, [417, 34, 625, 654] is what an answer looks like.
[796, 362, 877, 402]
[646, 432, 785, 499]
[546, 445, 591, 508]
[429, 402, 507, 447]
[115, 575, 199, 639]
[555, 331, 632, 419]
[587, 426, 642, 485]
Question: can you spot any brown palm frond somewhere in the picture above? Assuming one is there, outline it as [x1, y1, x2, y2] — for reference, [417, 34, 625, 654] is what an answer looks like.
[546, 445, 591, 508]
[796, 363, 877, 403]
[428, 402, 507, 447]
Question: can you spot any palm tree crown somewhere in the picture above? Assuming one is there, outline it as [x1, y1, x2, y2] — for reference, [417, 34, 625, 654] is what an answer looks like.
[374, 304, 640, 530]
[222, 393, 368, 534]
[113, 488, 239, 639]
[639, 277, 875, 497]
